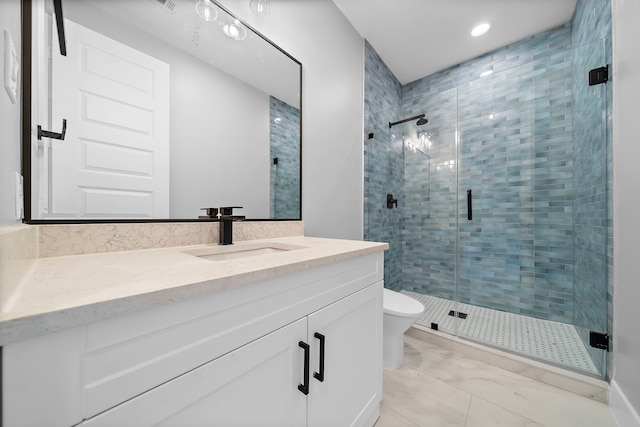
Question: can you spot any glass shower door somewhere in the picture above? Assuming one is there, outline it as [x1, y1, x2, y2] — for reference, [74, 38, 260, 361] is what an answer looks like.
[456, 64, 549, 360]
[455, 40, 610, 377]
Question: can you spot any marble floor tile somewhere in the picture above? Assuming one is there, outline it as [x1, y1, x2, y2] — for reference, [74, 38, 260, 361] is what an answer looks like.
[382, 368, 472, 426]
[402, 335, 617, 427]
[466, 397, 545, 426]
[375, 405, 420, 427]
[375, 333, 618, 427]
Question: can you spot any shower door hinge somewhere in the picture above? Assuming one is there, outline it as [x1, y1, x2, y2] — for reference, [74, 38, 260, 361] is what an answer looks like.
[589, 331, 609, 351]
[588, 65, 609, 86]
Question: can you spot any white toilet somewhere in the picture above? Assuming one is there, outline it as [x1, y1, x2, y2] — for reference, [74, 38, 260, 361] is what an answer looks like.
[383, 289, 425, 369]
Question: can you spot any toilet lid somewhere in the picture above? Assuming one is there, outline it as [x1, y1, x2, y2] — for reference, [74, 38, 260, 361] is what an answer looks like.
[383, 289, 425, 317]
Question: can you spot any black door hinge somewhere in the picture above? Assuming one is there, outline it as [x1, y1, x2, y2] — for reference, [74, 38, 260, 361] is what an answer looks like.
[589, 331, 609, 351]
[589, 65, 609, 86]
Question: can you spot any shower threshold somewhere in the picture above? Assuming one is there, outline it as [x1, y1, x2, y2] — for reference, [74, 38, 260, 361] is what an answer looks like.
[401, 291, 599, 376]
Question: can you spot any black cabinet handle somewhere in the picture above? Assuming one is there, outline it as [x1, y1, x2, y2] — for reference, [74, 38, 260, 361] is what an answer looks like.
[467, 189, 472, 221]
[313, 333, 325, 382]
[298, 341, 310, 395]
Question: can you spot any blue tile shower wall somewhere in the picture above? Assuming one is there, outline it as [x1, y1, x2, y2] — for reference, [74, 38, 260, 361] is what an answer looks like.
[401, 88, 458, 299]
[571, 0, 612, 375]
[401, 25, 577, 323]
[364, 41, 403, 291]
[459, 27, 575, 321]
[364, 0, 611, 370]
[270, 96, 300, 219]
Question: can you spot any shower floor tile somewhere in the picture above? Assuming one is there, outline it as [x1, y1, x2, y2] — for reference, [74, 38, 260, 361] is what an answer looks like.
[400, 291, 599, 375]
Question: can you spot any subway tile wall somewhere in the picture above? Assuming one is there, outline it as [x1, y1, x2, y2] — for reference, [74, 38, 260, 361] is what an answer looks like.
[401, 88, 458, 300]
[406, 24, 576, 322]
[364, 40, 403, 290]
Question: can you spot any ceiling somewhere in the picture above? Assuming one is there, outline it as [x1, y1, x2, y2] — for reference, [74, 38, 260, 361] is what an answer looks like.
[332, 0, 578, 85]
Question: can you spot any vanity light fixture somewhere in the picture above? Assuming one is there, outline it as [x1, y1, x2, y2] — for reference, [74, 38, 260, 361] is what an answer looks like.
[223, 19, 247, 40]
[250, 0, 270, 16]
[195, 0, 218, 22]
[471, 21, 492, 37]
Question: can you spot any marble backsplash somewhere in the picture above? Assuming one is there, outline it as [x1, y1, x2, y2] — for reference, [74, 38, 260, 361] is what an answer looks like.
[38, 221, 305, 257]
[0, 225, 39, 310]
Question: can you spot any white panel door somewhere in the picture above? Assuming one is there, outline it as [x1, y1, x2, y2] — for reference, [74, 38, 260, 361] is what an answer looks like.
[307, 282, 383, 427]
[80, 318, 308, 427]
[50, 19, 170, 218]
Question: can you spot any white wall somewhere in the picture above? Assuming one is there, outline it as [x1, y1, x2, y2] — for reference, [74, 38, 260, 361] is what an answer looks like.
[0, 0, 22, 226]
[167, 51, 271, 219]
[612, 0, 640, 424]
[218, 0, 365, 240]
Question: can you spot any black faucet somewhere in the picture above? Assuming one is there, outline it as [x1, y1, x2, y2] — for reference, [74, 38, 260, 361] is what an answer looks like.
[218, 206, 245, 245]
[199, 207, 219, 219]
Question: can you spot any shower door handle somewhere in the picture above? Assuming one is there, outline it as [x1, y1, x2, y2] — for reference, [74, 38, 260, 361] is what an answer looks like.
[467, 189, 472, 221]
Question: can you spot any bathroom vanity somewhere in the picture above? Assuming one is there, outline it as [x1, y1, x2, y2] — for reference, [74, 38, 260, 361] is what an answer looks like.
[1, 236, 386, 427]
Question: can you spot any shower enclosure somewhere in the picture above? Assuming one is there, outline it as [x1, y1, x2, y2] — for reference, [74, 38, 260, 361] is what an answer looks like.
[364, 21, 611, 378]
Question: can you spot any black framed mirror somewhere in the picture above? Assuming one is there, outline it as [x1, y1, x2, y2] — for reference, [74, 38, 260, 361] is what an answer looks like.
[22, 0, 302, 223]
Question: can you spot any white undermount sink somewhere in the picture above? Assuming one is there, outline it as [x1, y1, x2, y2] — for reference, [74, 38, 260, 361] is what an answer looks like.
[183, 242, 307, 262]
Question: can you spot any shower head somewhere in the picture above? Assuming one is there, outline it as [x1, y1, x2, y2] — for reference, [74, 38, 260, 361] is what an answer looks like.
[389, 113, 428, 128]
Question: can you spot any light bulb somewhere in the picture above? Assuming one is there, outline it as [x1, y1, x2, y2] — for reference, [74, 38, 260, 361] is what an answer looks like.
[471, 21, 492, 37]
[196, 0, 218, 22]
[250, 0, 270, 16]
[223, 19, 247, 40]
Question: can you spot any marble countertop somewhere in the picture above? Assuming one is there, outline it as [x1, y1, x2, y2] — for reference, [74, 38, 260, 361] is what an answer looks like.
[0, 236, 387, 346]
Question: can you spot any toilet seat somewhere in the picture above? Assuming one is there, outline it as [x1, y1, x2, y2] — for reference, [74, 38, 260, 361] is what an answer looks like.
[383, 289, 424, 317]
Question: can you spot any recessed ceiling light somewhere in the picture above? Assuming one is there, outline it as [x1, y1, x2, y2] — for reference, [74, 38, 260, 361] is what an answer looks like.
[471, 22, 492, 37]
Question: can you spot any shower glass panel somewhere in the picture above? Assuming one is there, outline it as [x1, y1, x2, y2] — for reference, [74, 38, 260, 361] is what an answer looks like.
[401, 88, 458, 336]
[569, 38, 609, 376]
[452, 40, 608, 376]
[456, 60, 575, 365]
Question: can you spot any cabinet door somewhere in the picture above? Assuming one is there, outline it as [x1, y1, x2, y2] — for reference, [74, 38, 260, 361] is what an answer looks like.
[307, 281, 383, 427]
[81, 318, 307, 427]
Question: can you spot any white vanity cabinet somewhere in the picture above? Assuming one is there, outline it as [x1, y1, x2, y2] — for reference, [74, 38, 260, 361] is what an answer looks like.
[3, 251, 383, 427]
[80, 283, 381, 427]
